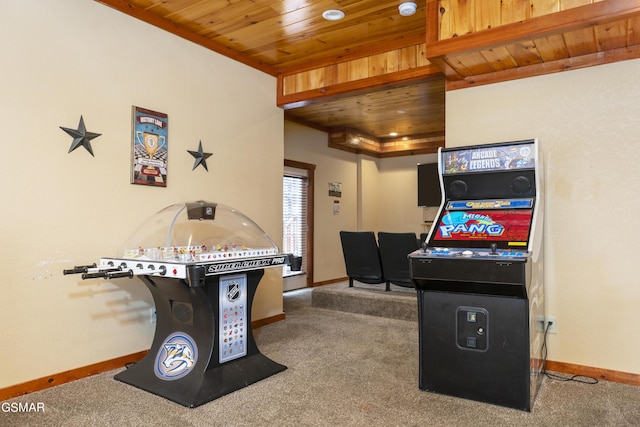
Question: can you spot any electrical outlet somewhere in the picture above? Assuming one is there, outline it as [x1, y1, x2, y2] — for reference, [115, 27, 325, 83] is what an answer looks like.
[545, 316, 557, 334]
[150, 308, 157, 323]
[536, 316, 557, 334]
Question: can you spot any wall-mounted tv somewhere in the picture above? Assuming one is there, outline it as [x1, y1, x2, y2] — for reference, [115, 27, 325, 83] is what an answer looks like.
[418, 163, 442, 207]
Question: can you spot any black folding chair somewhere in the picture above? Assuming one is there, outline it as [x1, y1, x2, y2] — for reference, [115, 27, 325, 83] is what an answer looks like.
[339, 231, 387, 290]
[378, 232, 420, 289]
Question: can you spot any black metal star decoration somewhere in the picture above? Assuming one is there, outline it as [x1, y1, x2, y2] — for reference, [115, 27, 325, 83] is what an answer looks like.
[60, 115, 102, 156]
[187, 140, 213, 171]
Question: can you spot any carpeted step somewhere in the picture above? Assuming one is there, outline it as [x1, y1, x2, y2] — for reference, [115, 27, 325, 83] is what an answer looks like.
[311, 282, 417, 321]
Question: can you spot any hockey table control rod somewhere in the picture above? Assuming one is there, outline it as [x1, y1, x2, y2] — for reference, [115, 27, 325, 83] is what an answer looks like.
[63, 263, 167, 280]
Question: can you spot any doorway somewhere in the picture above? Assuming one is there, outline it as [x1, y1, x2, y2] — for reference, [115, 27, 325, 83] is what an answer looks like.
[283, 159, 315, 290]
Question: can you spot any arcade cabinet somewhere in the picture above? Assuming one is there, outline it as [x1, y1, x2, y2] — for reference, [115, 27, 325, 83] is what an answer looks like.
[64, 201, 287, 407]
[409, 139, 544, 411]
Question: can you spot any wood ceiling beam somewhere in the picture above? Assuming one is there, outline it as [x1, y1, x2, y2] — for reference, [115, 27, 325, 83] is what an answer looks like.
[277, 65, 442, 109]
[446, 43, 640, 90]
[328, 128, 444, 158]
[426, 0, 640, 59]
[277, 34, 428, 76]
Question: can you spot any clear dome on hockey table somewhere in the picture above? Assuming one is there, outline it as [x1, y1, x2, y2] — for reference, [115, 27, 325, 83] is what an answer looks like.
[98, 201, 285, 279]
[117, 201, 280, 263]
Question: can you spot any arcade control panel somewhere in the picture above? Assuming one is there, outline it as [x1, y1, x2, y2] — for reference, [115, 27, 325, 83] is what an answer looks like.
[412, 245, 529, 260]
[410, 244, 531, 297]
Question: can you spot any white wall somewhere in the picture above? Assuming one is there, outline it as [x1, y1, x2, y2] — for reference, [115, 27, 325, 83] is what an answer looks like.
[446, 59, 640, 374]
[1, 1, 283, 388]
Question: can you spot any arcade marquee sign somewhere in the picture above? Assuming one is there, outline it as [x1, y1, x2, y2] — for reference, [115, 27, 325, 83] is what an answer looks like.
[442, 142, 535, 174]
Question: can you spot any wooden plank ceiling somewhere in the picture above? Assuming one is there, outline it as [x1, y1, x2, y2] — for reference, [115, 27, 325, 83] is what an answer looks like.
[96, 0, 640, 156]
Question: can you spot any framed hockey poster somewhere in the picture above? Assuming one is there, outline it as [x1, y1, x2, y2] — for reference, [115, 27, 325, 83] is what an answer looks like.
[131, 106, 168, 187]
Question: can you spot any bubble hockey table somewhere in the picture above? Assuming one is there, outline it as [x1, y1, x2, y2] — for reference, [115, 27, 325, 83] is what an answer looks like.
[64, 201, 288, 408]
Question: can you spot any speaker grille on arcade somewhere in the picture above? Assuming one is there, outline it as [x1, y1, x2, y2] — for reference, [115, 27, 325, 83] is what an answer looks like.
[511, 176, 531, 194]
[449, 180, 468, 198]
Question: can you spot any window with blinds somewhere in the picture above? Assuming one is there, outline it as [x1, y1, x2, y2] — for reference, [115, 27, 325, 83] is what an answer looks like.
[283, 174, 308, 273]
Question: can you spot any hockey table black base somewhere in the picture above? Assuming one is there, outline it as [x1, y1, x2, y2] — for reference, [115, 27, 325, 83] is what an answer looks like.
[114, 268, 286, 408]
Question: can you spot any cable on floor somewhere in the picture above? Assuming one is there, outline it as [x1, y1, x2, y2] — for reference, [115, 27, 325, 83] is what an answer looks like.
[540, 320, 598, 385]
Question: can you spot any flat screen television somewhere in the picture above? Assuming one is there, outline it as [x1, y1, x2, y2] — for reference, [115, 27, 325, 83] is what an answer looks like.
[430, 207, 533, 249]
[418, 163, 441, 207]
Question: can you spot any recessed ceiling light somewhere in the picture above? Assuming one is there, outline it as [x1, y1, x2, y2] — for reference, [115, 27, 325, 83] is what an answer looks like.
[398, 2, 417, 16]
[322, 9, 345, 21]
[396, 109, 406, 114]
[390, 132, 398, 137]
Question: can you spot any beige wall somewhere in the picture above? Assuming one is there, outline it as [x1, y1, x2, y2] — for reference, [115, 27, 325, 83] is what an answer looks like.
[1, 1, 283, 388]
[358, 157, 380, 231]
[376, 155, 440, 235]
[446, 59, 640, 374]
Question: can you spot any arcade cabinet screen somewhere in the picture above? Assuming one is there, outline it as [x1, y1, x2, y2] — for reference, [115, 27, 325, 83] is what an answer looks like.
[431, 208, 533, 249]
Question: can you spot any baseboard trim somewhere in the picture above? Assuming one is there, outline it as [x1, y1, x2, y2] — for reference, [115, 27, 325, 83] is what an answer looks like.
[545, 360, 640, 386]
[313, 277, 348, 287]
[0, 350, 148, 402]
[252, 312, 286, 328]
[0, 313, 287, 402]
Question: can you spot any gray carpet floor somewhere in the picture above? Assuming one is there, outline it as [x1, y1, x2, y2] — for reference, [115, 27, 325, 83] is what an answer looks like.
[2, 286, 638, 426]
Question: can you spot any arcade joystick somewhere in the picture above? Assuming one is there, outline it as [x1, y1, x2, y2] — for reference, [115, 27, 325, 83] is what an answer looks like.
[490, 243, 497, 255]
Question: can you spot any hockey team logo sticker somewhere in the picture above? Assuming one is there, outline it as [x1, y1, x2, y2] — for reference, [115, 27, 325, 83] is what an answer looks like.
[154, 332, 198, 380]
[226, 281, 241, 301]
